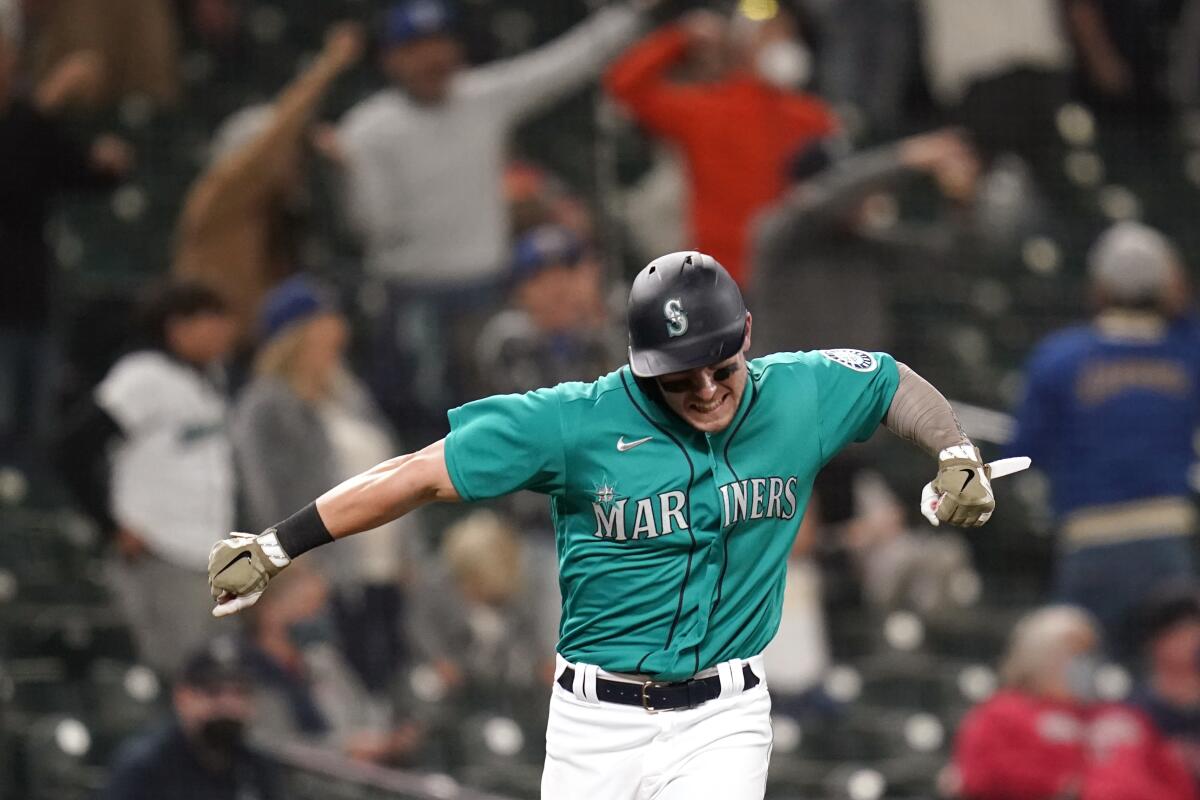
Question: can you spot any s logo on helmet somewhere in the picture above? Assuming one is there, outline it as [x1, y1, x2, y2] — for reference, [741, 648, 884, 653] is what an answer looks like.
[664, 298, 688, 338]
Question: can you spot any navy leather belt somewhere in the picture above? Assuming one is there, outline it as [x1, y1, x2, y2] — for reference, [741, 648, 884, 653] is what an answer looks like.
[556, 664, 759, 712]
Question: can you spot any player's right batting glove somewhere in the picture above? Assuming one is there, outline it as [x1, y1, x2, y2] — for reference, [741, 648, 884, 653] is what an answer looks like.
[207, 530, 291, 617]
[922, 444, 994, 528]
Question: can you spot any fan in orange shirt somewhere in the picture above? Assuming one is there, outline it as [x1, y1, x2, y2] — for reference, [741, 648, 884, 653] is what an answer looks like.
[606, 6, 836, 289]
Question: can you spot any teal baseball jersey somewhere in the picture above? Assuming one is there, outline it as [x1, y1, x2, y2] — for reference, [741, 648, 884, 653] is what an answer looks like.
[443, 349, 900, 681]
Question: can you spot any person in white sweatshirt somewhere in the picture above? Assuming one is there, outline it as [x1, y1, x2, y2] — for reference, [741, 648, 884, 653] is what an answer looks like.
[57, 281, 237, 678]
[337, 0, 657, 442]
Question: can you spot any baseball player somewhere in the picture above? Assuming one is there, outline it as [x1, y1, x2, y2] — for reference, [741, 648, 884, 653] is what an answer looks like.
[210, 251, 997, 798]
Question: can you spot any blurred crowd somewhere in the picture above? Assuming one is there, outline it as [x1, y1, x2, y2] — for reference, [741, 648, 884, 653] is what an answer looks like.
[3, 0, 1200, 798]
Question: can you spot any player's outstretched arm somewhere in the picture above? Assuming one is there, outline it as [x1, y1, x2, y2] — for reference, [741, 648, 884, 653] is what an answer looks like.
[208, 439, 459, 616]
[315, 439, 460, 536]
[884, 363, 996, 528]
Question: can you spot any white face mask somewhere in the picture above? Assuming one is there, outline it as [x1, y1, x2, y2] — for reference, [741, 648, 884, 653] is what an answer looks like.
[1064, 653, 1101, 702]
[754, 39, 811, 90]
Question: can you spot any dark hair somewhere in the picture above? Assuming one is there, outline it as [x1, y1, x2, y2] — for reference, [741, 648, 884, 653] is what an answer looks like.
[138, 280, 229, 350]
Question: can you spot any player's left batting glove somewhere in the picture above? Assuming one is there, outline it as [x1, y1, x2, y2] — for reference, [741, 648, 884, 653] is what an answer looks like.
[207, 530, 291, 617]
[921, 444, 994, 528]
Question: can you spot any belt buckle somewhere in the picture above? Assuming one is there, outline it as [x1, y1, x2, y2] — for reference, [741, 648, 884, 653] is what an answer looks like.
[641, 680, 667, 713]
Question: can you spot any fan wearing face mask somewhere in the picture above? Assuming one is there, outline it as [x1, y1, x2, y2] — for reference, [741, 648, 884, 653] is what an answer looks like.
[605, 4, 835, 290]
[952, 606, 1197, 800]
[98, 640, 281, 800]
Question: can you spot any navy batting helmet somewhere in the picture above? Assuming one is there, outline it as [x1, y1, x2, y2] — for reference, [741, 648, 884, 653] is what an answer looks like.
[627, 251, 748, 378]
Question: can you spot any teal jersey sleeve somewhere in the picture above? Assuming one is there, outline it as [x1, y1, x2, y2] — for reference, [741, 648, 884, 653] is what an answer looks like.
[444, 387, 567, 501]
[805, 349, 900, 462]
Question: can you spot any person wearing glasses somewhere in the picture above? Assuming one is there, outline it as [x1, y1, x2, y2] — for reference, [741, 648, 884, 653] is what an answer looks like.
[209, 250, 997, 799]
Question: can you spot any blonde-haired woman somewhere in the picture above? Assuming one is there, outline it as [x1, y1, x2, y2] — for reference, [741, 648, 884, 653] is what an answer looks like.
[232, 276, 414, 691]
[951, 605, 1195, 800]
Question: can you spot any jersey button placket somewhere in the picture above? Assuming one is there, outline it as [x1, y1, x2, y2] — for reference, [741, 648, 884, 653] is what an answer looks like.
[683, 436, 723, 651]
[702, 431, 734, 638]
[672, 436, 709, 655]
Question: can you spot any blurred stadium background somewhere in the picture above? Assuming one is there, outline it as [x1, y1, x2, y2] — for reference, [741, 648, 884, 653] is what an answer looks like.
[2, 0, 1200, 798]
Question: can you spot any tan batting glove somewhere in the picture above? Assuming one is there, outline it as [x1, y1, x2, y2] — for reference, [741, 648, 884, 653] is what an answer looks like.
[208, 530, 291, 617]
[922, 444, 995, 528]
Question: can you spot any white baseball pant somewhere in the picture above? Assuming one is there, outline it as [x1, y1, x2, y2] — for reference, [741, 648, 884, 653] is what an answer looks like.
[541, 654, 773, 800]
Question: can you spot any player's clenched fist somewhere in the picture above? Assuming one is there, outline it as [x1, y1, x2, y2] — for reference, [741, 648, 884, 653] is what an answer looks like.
[207, 530, 291, 617]
[922, 444, 995, 528]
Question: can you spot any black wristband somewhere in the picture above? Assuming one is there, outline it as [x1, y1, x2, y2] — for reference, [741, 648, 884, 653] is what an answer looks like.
[271, 502, 334, 559]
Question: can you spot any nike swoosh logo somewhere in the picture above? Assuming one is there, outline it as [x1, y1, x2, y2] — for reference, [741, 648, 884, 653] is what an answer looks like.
[617, 436, 653, 452]
[959, 468, 975, 493]
[217, 550, 252, 576]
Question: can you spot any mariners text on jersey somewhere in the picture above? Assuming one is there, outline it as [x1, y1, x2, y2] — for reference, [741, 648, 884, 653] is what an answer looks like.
[443, 349, 899, 681]
[590, 477, 801, 541]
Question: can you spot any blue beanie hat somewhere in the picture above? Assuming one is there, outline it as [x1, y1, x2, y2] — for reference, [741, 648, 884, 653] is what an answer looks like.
[259, 276, 336, 342]
[510, 225, 583, 286]
[383, 0, 455, 47]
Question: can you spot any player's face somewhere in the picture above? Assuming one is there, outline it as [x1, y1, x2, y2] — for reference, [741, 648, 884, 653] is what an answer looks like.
[656, 353, 749, 433]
